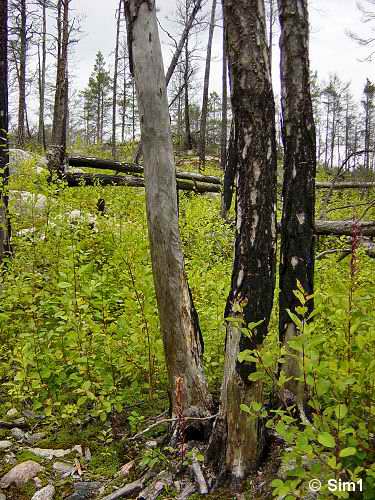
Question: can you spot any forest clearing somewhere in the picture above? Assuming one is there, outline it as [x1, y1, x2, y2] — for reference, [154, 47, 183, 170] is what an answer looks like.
[0, 0, 375, 499]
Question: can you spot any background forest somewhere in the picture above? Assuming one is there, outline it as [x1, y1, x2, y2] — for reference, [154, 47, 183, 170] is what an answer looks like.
[0, 1, 374, 500]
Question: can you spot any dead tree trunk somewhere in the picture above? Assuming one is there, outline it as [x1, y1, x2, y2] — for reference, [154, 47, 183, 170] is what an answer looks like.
[0, 0, 12, 261]
[220, 2, 227, 171]
[37, 0, 47, 149]
[17, 0, 26, 148]
[277, 0, 316, 401]
[51, 0, 69, 170]
[184, 37, 193, 151]
[165, 0, 203, 87]
[124, 0, 213, 422]
[207, 0, 277, 488]
[199, 0, 217, 165]
[112, 1, 122, 159]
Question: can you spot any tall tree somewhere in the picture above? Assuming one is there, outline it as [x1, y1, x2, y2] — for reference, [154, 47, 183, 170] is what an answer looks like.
[277, 0, 316, 402]
[11, 0, 27, 147]
[51, 0, 70, 167]
[362, 78, 375, 170]
[207, 0, 277, 487]
[199, 0, 217, 165]
[124, 0, 213, 421]
[112, 1, 122, 158]
[220, 1, 227, 171]
[37, 0, 48, 149]
[0, 0, 11, 261]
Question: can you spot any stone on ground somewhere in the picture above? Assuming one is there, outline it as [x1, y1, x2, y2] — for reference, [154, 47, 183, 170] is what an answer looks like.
[0, 460, 43, 488]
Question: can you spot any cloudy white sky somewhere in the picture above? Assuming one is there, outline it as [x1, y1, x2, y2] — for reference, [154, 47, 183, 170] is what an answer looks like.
[69, 0, 375, 104]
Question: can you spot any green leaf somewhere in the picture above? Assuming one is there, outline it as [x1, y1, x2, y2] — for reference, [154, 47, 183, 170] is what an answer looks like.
[318, 432, 336, 448]
[339, 447, 357, 458]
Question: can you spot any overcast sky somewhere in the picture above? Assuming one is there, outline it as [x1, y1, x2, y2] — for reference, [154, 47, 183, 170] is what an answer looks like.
[70, 0, 375, 104]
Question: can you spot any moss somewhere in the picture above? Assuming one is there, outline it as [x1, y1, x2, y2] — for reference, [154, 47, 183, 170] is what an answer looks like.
[16, 450, 45, 464]
[7, 480, 37, 499]
[37, 422, 103, 449]
[86, 441, 124, 478]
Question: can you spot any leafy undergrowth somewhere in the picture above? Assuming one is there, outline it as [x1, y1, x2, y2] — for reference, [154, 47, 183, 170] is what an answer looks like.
[0, 154, 374, 498]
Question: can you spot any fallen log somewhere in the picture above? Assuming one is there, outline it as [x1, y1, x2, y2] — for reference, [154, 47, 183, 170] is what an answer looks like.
[68, 157, 375, 190]
[65, 172, 221, 194]
[68, 156, 222, 185]
[316, 181, 375, 189]
[314, 220, 375, 236]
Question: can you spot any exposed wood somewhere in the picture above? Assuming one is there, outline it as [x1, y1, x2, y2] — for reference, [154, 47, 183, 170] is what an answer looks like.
[191, 456, 208, 494]
[125, 0, 213, 420]
[100, 479, 144, 500]
[65, 172, 221, 193]
[207, 0, 277, 488]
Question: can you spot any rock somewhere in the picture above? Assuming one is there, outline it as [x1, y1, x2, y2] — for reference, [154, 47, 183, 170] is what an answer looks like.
[6, 408, 18, 419]
[65, 481, 102, 499]
[31, 484, 55, 500]
[0, 440, 12, 450]
[0, 493, 6, 500]
[9, 191, 47, 214]
[145, 440, 158, 449]
[13, 417, 26, 426]
[34, 477, 43, 489]
[8, 149, 34, 175]
[11, 427, 25, 441]
[53, 461, 75, 477]
[119, 460, 134, 476]
[4, 452, 17, 465]
[84, 447, 91, 462]
[25, 432, 46, 445]
[27, 447, 72, 460]
[72, 445, 83, 456]
[0, 460, 43, 488]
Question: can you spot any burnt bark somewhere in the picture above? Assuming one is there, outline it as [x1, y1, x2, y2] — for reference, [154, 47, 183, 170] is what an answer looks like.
[51, 0, 69, 164]
[16, 0, 26, 148]
[207, 0, 277, 488]
[277, 0, 316, 399]
[220, 120, 237, 218]
[0, 0, 11, 261]
[124, 0, 213, 420]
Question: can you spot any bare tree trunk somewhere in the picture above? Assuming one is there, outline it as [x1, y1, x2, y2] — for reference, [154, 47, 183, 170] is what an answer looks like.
[0, 0, 12, 261]
[165, 0, 203, 87]
[37, 0, 47, 149]
[220, 3, 227, 171]
[124, 0, 213, 421]
[17, 0, 26, 148]
[207, 0, 277, 488]
[184, 38, 193, 151]
[277, 0, 316, 403]
[112, 1, 122, 158]
[199, 0, 217, 165]
[51, 0, 69, 170]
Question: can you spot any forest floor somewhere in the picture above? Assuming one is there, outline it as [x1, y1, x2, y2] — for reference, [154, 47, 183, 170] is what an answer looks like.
[0, 148, 374, 499]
